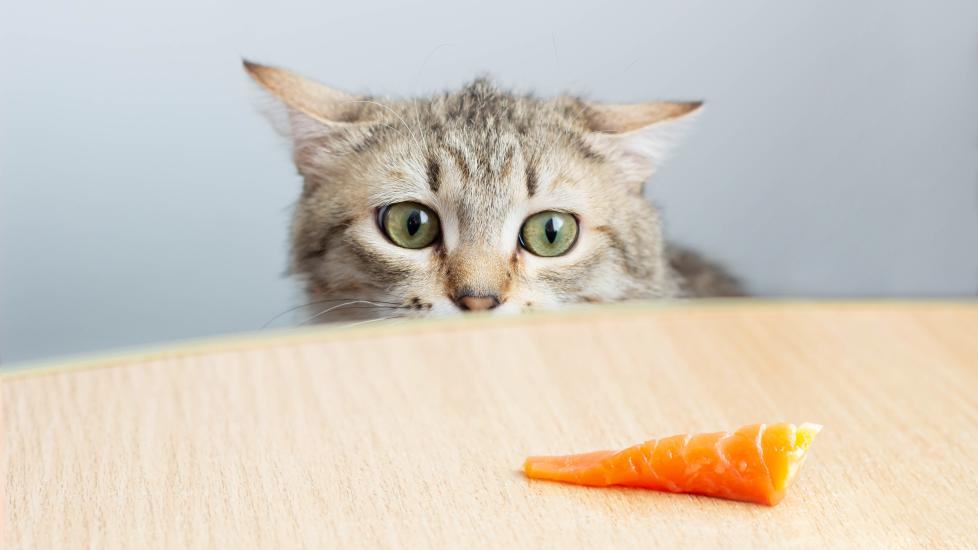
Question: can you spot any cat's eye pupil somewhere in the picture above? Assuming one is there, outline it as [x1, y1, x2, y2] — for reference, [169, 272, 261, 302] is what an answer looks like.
[544, 216, 562, 243]
[406, 210, 423, 236]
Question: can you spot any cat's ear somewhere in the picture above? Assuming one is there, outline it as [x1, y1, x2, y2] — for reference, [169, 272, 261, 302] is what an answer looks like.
[585, 100, 703, 190]
[244, 60, 374, 174]
[243, 60, 367, 126]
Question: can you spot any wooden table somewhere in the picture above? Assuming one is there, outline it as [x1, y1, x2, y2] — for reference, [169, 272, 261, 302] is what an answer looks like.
[3, 301, 977, 548]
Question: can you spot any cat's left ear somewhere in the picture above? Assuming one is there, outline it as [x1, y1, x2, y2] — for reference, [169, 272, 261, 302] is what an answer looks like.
[585, 100, 703, 190]
[243, 60, 367, 125]
[244, 60, 375, 174]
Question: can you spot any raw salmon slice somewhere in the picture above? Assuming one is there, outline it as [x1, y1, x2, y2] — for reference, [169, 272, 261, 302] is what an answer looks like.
[523, 422, 821, 505]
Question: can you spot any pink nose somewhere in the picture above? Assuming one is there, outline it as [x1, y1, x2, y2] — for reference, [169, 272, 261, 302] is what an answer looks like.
[455, 294, 500, 312]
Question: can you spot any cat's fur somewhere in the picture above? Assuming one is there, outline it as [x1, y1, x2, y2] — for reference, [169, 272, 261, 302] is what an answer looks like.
[245, 61, 742, 321]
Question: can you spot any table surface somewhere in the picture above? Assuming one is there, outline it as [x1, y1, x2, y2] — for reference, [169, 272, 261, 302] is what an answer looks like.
[4, 301, 978, 548]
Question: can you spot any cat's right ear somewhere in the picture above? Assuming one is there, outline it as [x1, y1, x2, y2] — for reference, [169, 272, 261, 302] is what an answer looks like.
[243, 60, 372, 172]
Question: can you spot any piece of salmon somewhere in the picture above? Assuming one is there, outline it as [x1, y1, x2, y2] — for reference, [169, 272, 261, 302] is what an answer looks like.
[523, 422, 821, 506]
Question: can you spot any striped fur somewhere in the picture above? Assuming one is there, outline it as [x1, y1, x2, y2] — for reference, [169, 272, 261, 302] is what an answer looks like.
[246, 62, 742, 321]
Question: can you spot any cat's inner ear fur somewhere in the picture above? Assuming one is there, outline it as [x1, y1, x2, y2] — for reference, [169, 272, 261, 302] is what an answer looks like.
[584, 100, 703, 191]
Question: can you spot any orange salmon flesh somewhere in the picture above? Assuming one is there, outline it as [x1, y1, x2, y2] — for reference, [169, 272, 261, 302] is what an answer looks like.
[523, 422, 822, 506]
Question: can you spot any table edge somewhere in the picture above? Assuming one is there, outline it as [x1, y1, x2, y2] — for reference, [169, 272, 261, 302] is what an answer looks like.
[2, 298, 975, 382]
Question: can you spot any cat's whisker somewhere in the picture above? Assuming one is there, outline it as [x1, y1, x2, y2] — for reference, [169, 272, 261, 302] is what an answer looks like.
[262, 298, 404, 328]
[342, 100, 425, 153]
[341, 316, 401, 329]
[411, 43, 455, 90]
[413, 98, 430, 150]
[410, 45, 456, 150]
[301, 300, 410, 326]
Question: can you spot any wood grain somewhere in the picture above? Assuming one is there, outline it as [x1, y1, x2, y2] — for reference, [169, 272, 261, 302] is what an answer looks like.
[4, 302, 978, 548]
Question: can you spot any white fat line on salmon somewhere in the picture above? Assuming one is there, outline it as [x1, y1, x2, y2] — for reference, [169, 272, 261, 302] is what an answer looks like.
[755, 424, 773, 486]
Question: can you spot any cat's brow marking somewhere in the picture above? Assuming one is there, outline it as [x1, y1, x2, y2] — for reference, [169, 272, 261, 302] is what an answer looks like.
[446, 145, 471, 181]
[426, 156, 441, 192]
[525, 158, 538, 197]
[499, 146, 515, 181]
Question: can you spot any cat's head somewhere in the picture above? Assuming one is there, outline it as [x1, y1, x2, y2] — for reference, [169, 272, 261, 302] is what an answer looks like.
[245, 61, 701, 321]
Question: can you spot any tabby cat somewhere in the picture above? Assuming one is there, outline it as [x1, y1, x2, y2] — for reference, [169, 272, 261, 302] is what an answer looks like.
[245, 61, 741, 322]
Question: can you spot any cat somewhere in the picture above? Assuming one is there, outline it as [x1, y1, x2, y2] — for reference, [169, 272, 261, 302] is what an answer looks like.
[245, 61, 741, 322]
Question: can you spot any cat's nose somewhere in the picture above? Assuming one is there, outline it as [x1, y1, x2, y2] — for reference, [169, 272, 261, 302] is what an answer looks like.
[455, 294, 500, 312]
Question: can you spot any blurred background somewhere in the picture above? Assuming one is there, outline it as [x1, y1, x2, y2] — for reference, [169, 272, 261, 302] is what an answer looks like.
[2, 0, 976, 364]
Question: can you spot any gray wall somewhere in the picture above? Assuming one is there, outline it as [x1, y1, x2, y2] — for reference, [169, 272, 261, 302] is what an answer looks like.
[3, 0, 976, 364]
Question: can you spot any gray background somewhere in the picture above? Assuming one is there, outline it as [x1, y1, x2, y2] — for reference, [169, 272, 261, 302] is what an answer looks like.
[2, 0, 976, 364]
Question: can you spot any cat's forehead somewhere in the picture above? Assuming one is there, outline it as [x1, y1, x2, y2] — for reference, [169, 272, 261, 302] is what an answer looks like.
[380, 122, 593, 208]
[386, 87, 599, 194]
[375, 128, 531, 222]
[434, 129, 529, 225]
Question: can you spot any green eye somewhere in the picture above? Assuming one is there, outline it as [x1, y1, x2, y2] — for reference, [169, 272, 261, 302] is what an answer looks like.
[519, 211, 579, 257]
[380, 202, 441, 249]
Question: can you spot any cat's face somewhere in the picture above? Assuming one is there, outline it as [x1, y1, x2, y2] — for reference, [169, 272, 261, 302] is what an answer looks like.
[246, 62, 701, 321]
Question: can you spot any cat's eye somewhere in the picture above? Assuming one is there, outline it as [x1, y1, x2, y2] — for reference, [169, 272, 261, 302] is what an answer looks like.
[519, 211, 579, 257]
[379, 202, 441, 249]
